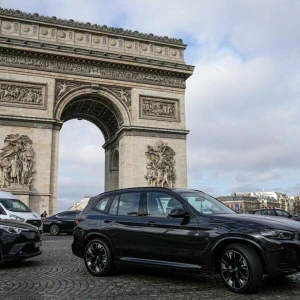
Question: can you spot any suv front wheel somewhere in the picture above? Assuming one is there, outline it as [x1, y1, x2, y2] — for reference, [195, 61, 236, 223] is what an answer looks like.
[84, 239, 112, 276]
[220, 243, 263, 293]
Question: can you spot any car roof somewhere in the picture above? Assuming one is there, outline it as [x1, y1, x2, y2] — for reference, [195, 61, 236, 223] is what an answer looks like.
[91, 187, 204, 198]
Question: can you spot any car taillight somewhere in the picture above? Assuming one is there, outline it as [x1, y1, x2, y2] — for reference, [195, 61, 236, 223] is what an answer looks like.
[75, 217, 82, 226]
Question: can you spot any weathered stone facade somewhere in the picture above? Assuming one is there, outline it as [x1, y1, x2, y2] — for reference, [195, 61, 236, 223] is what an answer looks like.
[0, 8, 193, 215]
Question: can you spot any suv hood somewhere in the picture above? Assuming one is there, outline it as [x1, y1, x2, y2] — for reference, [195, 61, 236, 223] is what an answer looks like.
[208, 213, 300, 232]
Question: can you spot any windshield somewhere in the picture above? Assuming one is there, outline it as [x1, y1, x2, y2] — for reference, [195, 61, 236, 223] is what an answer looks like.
[177, 191, 235, 215]
[0, 199, 31, 212]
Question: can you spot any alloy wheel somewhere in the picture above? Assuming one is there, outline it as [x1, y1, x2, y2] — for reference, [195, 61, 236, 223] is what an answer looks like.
[221, 249, 249, 290]
[49, 224, 60, 236]
[85, 241, 108, 274]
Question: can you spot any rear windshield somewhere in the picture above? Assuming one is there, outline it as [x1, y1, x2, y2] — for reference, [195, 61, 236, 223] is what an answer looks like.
[0, 199, 31, 212]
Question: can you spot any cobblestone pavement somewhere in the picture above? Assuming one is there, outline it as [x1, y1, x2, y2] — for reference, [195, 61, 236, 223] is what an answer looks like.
[1, 234, 300, 300]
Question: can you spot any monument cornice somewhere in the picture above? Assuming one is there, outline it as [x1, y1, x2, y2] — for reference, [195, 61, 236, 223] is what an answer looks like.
[0, 8, 185, 46]
[103, 125, 189, 149]
[0, 114, 63, 129]
[0, 47, 190, 88]
[0, 37, 194, 73]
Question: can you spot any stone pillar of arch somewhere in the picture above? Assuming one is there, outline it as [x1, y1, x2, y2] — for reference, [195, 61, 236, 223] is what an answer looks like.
[0, 8, 194, 215]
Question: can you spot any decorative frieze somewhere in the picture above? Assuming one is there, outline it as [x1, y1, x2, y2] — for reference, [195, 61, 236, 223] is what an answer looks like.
[0, 52, 186, 88]
[0, 80, 46, 109]
[145, 140, 176, 188]
[0, 133, 35, 189]
[140, 96, 179, 121]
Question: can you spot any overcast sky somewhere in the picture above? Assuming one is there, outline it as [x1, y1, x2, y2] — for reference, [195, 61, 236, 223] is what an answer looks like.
[1, 0, 299, 212]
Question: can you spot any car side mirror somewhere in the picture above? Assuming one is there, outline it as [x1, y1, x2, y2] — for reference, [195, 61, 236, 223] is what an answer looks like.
[169, 208, 190, 219]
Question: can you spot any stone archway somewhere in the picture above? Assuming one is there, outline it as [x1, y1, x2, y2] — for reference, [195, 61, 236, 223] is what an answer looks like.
[0, 8, 194, 215]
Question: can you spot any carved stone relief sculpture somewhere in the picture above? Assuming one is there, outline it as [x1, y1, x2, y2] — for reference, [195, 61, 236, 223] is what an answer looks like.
[140, 96, 179, 121]
[0, 134, 35, 188]
[56, 81, 78, 100]
[0, 81, 45, 108]
[110, 87, 131, 109]
[55, 80, 132, 109]
[145, 140, 175, 188]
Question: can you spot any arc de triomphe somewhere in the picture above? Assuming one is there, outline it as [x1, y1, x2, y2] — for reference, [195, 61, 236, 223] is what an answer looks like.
[0, 9, 194, 215]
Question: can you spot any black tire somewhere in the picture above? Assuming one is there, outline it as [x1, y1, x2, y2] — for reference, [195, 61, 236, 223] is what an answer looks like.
[220, 243, 263, 293]
[49, 224, 60, 236]
[84, 239, 112, 276]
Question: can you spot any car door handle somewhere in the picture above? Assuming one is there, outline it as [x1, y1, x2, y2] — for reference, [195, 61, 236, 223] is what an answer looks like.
[104, 219, 113, 223]
[145, 221, 156, 226]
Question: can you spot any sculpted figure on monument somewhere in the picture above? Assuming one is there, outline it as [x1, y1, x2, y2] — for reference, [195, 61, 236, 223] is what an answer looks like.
[56, 82, 75, 99]
[145, 140, 175, 188]
[10, 154, 22, 184]
[0, 134, 35, 188]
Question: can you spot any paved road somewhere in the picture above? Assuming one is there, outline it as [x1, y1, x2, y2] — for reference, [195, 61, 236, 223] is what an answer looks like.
[0, 234, 300, 300]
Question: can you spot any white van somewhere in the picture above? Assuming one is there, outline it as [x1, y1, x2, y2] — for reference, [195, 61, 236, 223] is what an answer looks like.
[0, 190, 43, 233]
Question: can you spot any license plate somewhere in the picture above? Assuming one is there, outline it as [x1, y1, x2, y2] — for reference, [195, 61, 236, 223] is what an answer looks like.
[34, 242, 40, 248]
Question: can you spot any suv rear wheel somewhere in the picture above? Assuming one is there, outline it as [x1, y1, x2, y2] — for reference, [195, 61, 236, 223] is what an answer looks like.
[49, 224, 60, 236]
[84, 239, 112, 276]
[220, 243, 263, 293]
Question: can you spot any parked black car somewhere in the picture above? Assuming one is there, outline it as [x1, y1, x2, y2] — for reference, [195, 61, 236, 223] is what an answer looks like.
[72, 187, 300, 293]
[248, 208, 298, 220]
[43, 210, 81, 236]
[0, 219, 42, 263]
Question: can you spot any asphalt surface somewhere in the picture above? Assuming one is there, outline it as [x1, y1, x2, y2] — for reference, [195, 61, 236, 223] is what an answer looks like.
[0, 234, 300, 299]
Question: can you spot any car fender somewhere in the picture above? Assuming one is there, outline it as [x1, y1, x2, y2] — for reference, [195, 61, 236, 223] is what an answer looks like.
[83, 231, 115, 256]
[209, 236, 268, 273]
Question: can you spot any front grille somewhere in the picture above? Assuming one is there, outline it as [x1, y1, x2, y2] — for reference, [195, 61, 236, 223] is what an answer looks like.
[26, 220, 42, 227]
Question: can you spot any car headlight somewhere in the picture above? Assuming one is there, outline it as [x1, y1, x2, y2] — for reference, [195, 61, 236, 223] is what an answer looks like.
[0, 224, 28, 234]
[259, 229, 295, 240]
[9, 214, 25, 222]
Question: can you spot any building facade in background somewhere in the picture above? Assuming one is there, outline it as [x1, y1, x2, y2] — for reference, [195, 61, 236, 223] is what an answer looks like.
[219, 191, 300, 215]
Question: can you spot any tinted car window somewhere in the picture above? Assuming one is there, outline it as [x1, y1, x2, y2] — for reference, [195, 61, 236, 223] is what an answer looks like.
[275, 210, 290, 217]
[109, 196, 119, 215]
[114, 192, 141, 216]
[63, 212, 76, 218]
[56, 213, 65, 218]
[146, 192, 182, 217]
[94, 197, 110, 212]
[261, 210, 275, 216]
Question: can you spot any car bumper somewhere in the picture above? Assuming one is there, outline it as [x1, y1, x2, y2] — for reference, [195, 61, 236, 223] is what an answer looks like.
[2, 241, 42, 262]
[264, 241, 300, 277]
[72, 227, 84, 258]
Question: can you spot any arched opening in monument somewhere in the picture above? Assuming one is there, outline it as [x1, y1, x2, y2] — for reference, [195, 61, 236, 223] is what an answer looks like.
[57, 119, 105, 211]
[57, 94, 124, 211]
